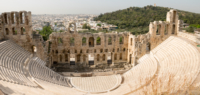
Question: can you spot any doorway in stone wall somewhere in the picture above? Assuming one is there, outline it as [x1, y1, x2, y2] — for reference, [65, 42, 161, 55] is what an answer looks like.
[77, 54, 81, 63]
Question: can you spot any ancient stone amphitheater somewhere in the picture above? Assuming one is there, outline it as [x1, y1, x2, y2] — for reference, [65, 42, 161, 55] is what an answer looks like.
[0, 10, 200, 95]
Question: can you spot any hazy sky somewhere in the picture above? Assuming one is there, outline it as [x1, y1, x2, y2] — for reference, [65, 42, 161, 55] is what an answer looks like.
[0, 0, 199, 14]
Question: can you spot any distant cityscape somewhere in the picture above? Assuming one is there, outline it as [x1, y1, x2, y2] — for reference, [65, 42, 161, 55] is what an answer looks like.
[32, 14, 118, 32]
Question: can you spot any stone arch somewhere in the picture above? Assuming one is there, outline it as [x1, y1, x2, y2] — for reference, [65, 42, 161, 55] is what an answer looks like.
[96, 37, 101, 45]
[68, 22, 76, 33]
[11, 12, 16, 24]
[70, 37, 74, 46]
[120, 53, 122, 60]
[82, 37, 86, 46]
[102, 54, 106, 61]
[89, 37, 94, 47]
[129, 54, 132, 63]
[21, 27, 25, 35]
[119, 36, 123, 44]
[4, 14, 8, 24]
[58, 37, 63, 43]
[5, 28, 9, 35]
[114, 53, 117, 60]
[146, 42, 151, 52]
[172, 25, 175, 34]
[108, 36, 112, 45]
[156, 25, 161, 35]
[123, 48, 126, 52]
[173, 10, 177, 23]
[32, 45, 37, 53]
[77, 54, 81, 63]
[20, 12, 25, 24]
[97, 54, 100, 61]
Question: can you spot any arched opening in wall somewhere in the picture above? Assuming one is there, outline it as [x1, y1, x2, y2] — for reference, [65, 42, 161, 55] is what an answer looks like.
[83, 55, 86, 63]
[65, 54, 68, 62]
[156, 25, 161, 35]
[20, 12, 25, 24]
[114, 53, 117, 60]
[32, 46, 37, 53]
[100, 49, 103, 53]
[56, 50, 58, 54]
[165, 24, 168, 35]
[89, 37, 94, 47]
[113, 49, 115, 52]
[120, 53, 122, 60]
[60, 55, 62, 62]
[123, 48, 126, 52]
[129, 54, 132, 63]
[63, 50, 65, 53]
[70, 37, 74, 46]
[75, 50, 77, 53]
[173, 11, 176, 23]
[68, 50, 70, 53]
[130, 38, 133, 45]
[103, 54, 105, 61]
[172, 25, 175, 34]
[5, 28, 9, 35]
[146, 43, 151, 52]
[21, 27, 25, 35]
[80, 50, 82, 53]
[97, 54, 100, 61]
[69, 23, 75, 33]
[11, 13, 16, 24]
[86, 49, 89, 53]
[12, 27, 17, 35]
[96, 37, 101, 45]
[119, 36, 123, 44]
[117, 48, 119, 52]
[82, 37, 86, 46]
[94, 49, 96, 53]
[77, 54, 81, 63]
[4, 14, 8, 24]
[108, 37, 112, 45]
[58, 38, 63, 45]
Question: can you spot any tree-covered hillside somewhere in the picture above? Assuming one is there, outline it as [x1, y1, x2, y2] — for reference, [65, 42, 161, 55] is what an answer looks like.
[95, 5, 200, 35]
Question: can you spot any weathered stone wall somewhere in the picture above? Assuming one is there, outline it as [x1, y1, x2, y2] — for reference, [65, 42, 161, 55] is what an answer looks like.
[48, 30, 130, 67]
[149, 9, 179, 50]
[0, 11, 46, 61]
[0, 15, 3, 40]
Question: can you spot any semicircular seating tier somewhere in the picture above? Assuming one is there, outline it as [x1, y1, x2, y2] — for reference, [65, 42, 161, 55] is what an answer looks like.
[70, 75, 122, 93]
[0, 40, 37, 87]
[149, 36, 200, 92]
[28, 57, 72, 87]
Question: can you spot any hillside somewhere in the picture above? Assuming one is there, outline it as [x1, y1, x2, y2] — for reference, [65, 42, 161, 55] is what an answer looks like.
[94, 5, 200, 35]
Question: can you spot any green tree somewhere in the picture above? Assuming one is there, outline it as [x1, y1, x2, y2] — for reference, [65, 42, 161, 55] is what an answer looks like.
[39, 26, 53, 41]
[97, 24, 101, 27]
[82, 23, 91, 30]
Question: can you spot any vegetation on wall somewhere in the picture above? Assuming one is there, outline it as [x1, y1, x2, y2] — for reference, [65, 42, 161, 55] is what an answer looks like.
[95, 5, 200, 34]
